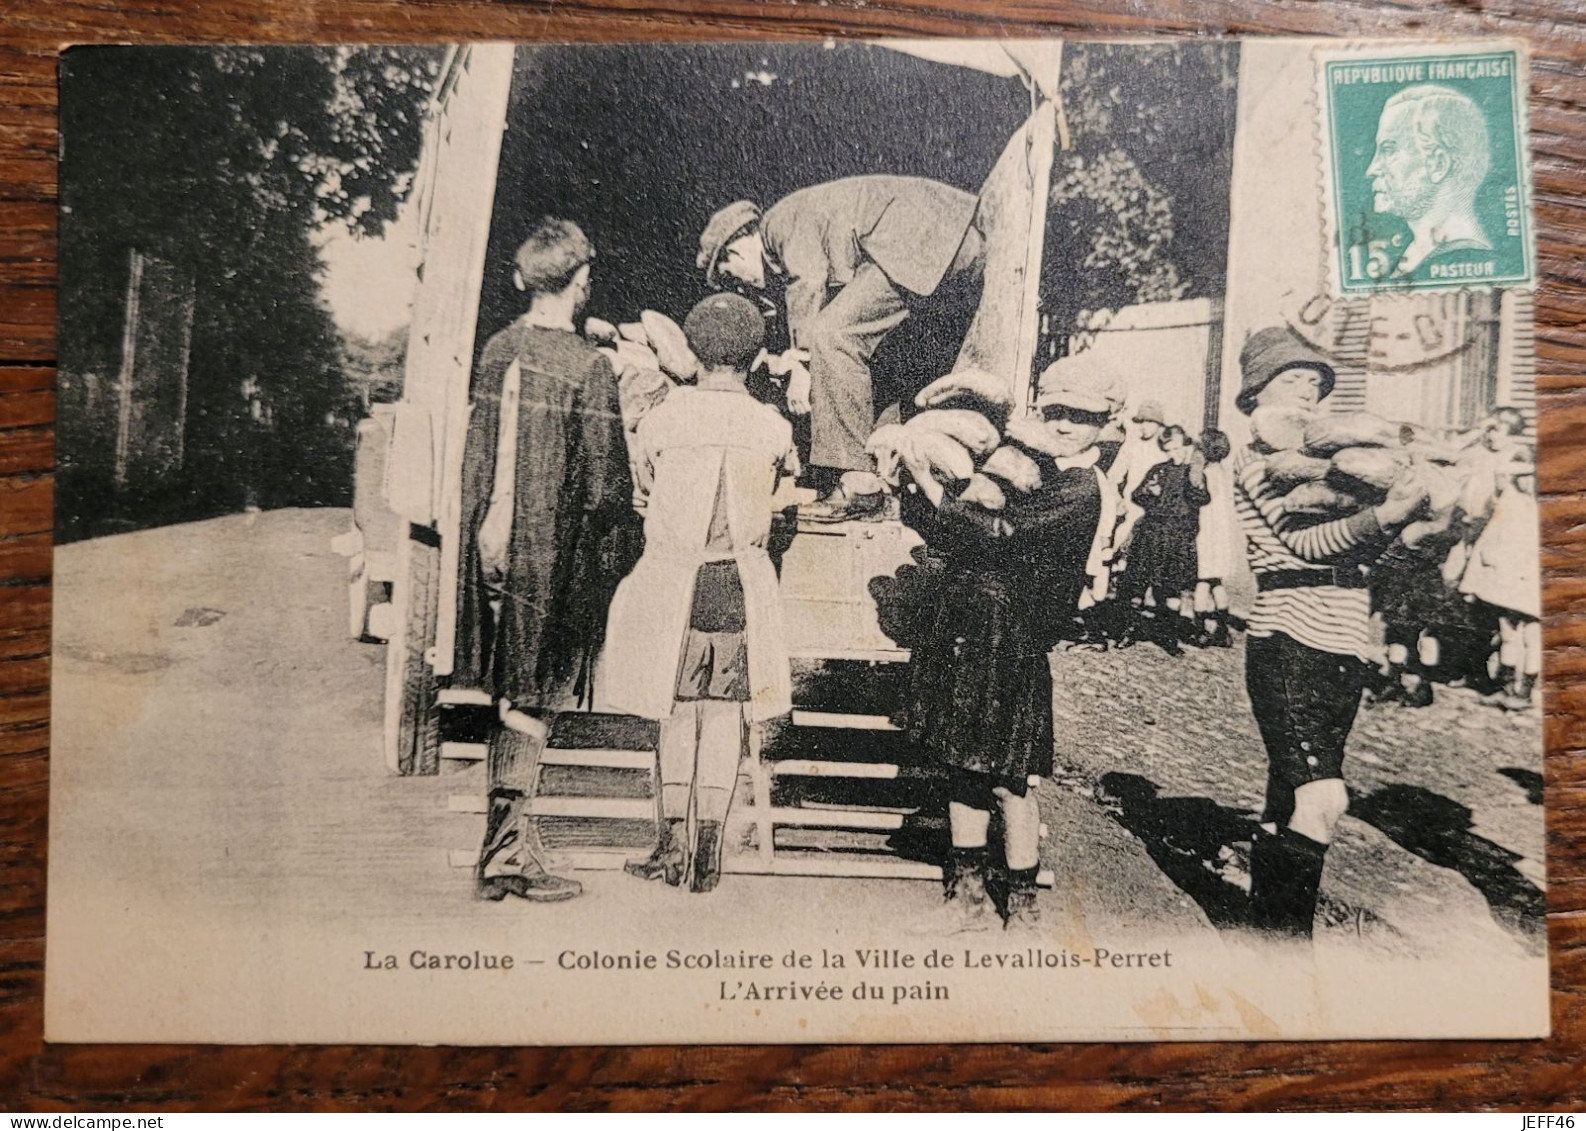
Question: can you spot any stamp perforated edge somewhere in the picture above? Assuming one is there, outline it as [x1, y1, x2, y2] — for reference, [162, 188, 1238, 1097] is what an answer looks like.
[1311, 38, 1536, 299]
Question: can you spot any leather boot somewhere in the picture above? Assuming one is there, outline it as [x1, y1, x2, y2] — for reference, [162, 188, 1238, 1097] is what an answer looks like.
[476, 789, 527, 901]
[1484, 664, 1516, 704]
[689, 820, 724, 893]
[1155, 616, 1183, 657]
[1370, 665, 1406, 707]
[626, 817, 688, 886]
[502, 851, 584, 902]
[1248, 825, 1327, 939]
[1399, 673, 1434, 708]
[943, 846, 994, 930]
[477, 806, 583, 902]
[1001, 866, 1042, 931]
[479, 864, 583, 902]
[1501, 671, 1538, 712]
[477, 724, 583, 902]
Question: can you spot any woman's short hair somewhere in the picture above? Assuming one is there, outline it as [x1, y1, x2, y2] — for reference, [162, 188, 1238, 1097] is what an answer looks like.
[513, 217, 595, 293]
[1199, 427, 1232, 463]
[1158, 424, 1188, 449]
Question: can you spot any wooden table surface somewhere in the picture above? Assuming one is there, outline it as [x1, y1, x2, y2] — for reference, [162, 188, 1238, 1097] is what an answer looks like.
[2, 0, 1583, 1112]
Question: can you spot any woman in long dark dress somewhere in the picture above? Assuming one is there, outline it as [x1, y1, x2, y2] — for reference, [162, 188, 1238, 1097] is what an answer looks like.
[903, 359, 1117, 929]
[1127, 425, 1211, 654]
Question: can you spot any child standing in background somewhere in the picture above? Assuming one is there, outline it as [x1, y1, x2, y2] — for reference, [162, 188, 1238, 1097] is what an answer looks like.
[1194, 428, 1239, 648]
[1126, 425, 1210, 654]
[1458, 449, 1541, 711]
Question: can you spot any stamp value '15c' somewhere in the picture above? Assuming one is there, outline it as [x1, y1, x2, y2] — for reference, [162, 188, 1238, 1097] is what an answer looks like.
[1317, 45, 1532, 294]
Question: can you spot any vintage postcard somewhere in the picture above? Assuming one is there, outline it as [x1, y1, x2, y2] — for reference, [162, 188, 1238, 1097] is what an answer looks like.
[47, 38, 1546, 1044]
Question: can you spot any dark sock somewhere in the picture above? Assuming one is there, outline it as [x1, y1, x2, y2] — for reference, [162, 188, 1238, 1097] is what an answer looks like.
[944, 845, 990, 901]
[995, 865, 1041, 923]
[1006, 865, 1039, 892]
[1249, 825, 1328, 938]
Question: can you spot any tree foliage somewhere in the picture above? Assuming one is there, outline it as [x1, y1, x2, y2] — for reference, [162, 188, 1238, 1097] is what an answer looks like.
[341, 325, 409, 409]
[57, 46, 441, 540]
[1043, 42, 1241, 333]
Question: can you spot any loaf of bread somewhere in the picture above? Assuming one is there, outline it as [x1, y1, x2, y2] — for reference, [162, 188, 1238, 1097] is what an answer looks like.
[1328, 447, 1410, 494]
[640, 310, 699, 382]
[1264, 449, 1332, 486]
[896, 430, 977, 506]
[958, 473, 1008, 511]
[913, 366, 1014, 411]
[1280, 482, 1364, 517]
[1301, 411, 1404, 455]
[615, 365, 672, 431]
[616, 321, 650, 348]
[979, 444, 1044, 492]
[905, 408, 1002, 457]
[1000, 415, 1069, 459]
[912, 431, 976, 484]
[865, 423, 913, 488]
[599, 338, 663, 381]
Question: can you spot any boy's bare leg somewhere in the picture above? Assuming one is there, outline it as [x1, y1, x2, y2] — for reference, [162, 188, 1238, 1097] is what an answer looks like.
[687, 702, 747, 893]
[627, 702, 698, 885]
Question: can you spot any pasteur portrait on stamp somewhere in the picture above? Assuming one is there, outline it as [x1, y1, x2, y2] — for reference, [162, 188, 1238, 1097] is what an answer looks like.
[1317, 45, 1532, 292]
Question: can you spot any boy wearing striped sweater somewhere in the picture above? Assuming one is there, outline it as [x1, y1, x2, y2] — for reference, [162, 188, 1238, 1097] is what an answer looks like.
[1232, 327, 1429, 939]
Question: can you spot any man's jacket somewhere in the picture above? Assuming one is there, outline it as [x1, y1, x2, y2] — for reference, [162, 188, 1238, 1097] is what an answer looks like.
[762, 175, 978, 341]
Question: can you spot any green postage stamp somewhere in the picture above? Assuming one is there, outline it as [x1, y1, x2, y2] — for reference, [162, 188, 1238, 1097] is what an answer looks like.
[1316, 43, 1532, 293]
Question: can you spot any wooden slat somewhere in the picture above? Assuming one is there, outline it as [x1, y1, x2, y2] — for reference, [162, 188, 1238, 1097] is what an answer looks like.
[736, 806, 909, 831]
[724, 855, 1056, 888]
[790, 710, 901, 732]
[438, 740, 485, 763]
[770, 759, 903, 779]
[542, 748, 654, 770]
[439, 744, 655, 768]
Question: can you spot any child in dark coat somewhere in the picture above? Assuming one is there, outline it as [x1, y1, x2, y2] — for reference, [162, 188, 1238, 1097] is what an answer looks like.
[903, 359, 1117, 929]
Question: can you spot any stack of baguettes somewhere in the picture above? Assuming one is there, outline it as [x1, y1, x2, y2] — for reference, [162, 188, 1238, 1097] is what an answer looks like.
[586, 311, 697, 432]
[1245, 406, 1512, 545]
[865, 367, 1089, 512]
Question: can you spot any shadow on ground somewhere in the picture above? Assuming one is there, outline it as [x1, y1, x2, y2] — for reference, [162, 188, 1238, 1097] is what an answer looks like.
[1349, 782, 1546, 952]
[1096, 771, 1259, 931]
[1498, 767, 1544, 806]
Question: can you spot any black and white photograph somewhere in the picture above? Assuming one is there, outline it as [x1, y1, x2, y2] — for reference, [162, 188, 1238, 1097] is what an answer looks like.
[46, 38, 1546, 1044]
